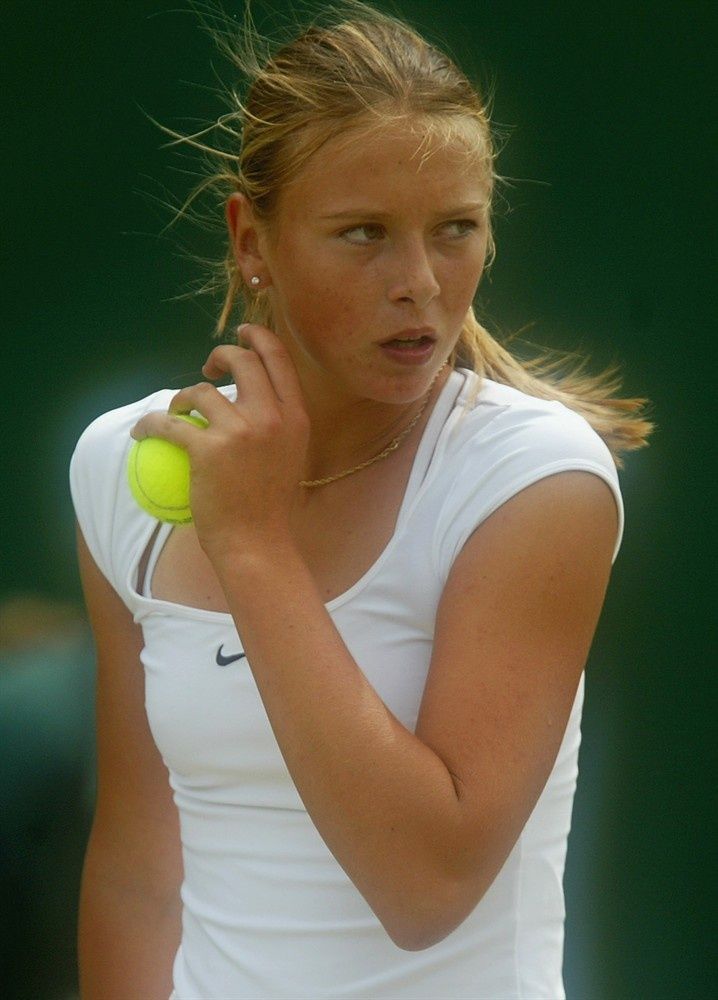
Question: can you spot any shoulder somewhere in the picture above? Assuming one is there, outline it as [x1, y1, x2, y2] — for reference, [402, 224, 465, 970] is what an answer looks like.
[70, 382, 237, 481]
[69, 388, 180, 599]
[70, 388, 180, 517]
[449, 370, 617, 469]
[72, 389, 174, 461]
[431, 371, 625, 576]
[69, 383, 238, 598]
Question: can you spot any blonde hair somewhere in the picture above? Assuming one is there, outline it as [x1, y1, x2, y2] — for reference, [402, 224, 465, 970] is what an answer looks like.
[154, 0, 655, 467]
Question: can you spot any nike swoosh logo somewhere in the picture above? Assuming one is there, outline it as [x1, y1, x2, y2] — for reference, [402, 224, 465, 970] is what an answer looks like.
[216, 644, 247, 666]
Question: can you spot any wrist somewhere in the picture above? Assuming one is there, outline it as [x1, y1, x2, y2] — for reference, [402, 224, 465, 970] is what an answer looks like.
[202, 529, 299, 582]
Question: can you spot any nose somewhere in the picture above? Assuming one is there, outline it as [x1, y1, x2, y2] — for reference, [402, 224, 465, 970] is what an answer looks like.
[387, 238, 441, 311]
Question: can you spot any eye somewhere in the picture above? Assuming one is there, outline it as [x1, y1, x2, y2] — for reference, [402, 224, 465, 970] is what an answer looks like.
[340, 224, 385, 245]
[442, 219, 479, 239]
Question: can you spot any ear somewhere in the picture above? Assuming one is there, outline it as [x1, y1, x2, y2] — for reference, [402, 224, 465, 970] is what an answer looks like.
[225, 193, 269, 283]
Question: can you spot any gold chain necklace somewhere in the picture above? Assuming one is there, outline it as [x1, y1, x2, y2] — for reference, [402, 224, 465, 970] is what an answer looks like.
[299, 362, 448, 488]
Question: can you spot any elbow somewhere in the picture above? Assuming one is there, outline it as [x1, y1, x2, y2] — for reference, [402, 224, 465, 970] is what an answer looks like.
[388, 925, 452, 953]
[386, 911, 470, 953]
[381, 875, 486, 952]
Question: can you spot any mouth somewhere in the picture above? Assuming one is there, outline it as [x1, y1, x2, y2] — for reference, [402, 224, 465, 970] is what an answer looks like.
[377, 329, 437, 365]
[378, 328, 437, 348]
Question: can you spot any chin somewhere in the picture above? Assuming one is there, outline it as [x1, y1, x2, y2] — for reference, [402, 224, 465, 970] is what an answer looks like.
[368, 369, 447, 405]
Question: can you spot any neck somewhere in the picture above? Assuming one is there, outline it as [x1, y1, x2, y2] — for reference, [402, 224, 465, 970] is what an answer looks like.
[298, 365, 451, 486]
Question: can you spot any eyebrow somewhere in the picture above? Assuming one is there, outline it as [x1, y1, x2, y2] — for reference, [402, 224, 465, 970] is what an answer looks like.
[320, 202, 487, 220]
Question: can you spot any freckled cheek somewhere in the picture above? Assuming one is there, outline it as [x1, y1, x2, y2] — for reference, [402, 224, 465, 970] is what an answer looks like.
[280, 283, 352, 356]
[276, 250, 380, 344]
[445, 259, 485, 308]
[295, 284, 347, 332]
[280, 269, 331, 322]
[297, 262, 364, 313]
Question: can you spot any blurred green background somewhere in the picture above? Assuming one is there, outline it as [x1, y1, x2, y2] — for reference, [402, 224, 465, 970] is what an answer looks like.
[1, 1, 714, 997]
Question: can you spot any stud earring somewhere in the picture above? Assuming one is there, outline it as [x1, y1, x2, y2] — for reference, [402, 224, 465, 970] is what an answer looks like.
[250, 276, 260, 287]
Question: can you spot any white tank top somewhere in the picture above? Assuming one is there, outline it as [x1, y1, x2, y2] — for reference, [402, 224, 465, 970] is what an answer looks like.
[70, 367, 624, 999]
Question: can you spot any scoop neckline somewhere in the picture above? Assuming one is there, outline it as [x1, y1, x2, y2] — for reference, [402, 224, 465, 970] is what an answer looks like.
[126, 368, 468, 621]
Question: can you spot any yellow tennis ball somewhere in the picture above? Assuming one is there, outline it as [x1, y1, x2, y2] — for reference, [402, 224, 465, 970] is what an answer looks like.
[127, 413, 208, 523]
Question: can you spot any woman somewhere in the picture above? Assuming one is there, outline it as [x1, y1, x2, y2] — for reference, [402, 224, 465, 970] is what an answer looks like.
[70, 2, 654, 997]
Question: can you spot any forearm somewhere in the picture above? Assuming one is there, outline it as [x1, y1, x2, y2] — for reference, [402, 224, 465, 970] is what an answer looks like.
[79, 834, 182, 999]
[213, 538, 468, 949]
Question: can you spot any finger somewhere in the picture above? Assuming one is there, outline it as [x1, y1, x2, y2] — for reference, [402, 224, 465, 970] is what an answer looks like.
[130, 383, 230, 442]
[202, 343, 278, 413]
[168, 381, 237, 423]
[131, 408, 207, 445]
[238, 324, 307, 412]
[201, 339, 259, 381]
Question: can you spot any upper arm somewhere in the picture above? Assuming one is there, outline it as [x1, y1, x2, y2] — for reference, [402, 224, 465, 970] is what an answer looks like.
[77, 522, 182, 891]
[416, 471, 619, 907]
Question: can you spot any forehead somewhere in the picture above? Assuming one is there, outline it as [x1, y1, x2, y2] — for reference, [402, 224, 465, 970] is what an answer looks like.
[279, 121, 492, 220]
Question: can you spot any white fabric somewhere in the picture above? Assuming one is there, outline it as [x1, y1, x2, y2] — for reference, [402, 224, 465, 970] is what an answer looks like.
[70, 367, 624, 999]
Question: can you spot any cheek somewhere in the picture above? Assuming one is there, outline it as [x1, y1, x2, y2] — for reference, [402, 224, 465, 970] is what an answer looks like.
[290, 260, 366, 325]
[440, 260, 481, 307]
[450, 246, 486, 300]
[280, 280, 358, 358]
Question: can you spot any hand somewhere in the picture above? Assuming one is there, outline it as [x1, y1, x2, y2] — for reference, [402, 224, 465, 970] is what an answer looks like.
[130, 324, 310, 562]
